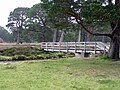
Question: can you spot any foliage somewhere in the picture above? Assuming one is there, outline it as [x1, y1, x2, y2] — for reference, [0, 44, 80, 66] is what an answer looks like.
[6, 7, 30, 43]
[0, 47, 44, 56]
[12, 55, 27, 60]
[64, 31, 76, 42]
[0, 56, 12, 61]
[25, 3, 54, 42]
[82, 1, 120, 22]
[41, 0, 120, 25]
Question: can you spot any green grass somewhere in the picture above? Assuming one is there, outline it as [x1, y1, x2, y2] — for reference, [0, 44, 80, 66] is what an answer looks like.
[0, 58, 120, 90]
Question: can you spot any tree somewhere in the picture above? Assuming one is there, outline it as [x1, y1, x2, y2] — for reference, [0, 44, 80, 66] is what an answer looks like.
[26, 3, 54, 42]
[41, 0, 120, 60]
[0, 26, 13, 42]
[6, 7, 29, 43]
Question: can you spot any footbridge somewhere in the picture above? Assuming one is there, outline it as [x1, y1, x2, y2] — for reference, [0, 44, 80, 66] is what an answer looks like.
[41, 42, 110, 54]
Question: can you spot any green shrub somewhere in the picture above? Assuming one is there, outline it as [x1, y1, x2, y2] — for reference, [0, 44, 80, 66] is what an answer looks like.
[41, 54, 51, 59]
[67, 53, 75, 57]
[0, 47, 45, 56]
[36, 55, 44, 59]
[28, 55, 37, 60]
[0, 56, 12, 61]
[50, 54, 58, 59]
[52, 52, 66, 58]
[98, 55, 111, 61]
[12, 55, 27, 60]
[0, 47, 75, 61]
[1, 48, 16, 56]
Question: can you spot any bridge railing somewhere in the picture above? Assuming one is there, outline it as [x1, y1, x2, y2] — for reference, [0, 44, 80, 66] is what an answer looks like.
[41, 42, 109, 53]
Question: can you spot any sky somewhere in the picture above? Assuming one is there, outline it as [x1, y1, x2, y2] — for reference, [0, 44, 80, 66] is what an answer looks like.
[0, 0, 40, 29]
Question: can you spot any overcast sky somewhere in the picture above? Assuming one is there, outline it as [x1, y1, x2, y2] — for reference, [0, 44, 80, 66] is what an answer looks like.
[0, 0, 40, 29]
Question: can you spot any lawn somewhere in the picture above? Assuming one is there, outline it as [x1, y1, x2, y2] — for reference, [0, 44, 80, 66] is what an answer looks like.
[0, 58, 120, 90]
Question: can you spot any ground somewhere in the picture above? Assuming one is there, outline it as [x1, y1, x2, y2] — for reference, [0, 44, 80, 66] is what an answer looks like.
[0, 58, 120, 90]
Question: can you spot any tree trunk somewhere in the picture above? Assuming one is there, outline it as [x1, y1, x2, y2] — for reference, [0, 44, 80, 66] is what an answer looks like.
[108, 0, 120, 60]
[78, 29, 81, 42]
[108, 39, 119, 60]
[16, 30, 20, 44]
[108, 24, 120, 60]
[59, 31, 64, 42]
[102, 36, 105, 43]
[53, 30, 57, 42]
[53, 29, 59, 42]
[87, 25, 93, 41]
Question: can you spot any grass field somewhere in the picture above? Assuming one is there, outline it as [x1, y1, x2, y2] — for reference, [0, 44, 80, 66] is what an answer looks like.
[0, 58, 120, 90]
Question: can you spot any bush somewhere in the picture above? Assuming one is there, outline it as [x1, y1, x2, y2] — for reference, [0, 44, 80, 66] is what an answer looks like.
[1, 48, 16, 56]
[41, 54, 51, 59]
[28, 55, 37, 60]
[0, 47, 45, 56]
[12, 55, 27, 60]
[52, 52, 66, 58]
[0, 56, 12, 61]
[0, 47, 75, 61]
[98, 55, 111, 61]
[36, 55, 44, 59]
[67, 53, 75, 57]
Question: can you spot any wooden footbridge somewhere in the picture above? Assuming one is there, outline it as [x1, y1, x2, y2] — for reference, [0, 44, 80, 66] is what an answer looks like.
[41, 42, 110, 54]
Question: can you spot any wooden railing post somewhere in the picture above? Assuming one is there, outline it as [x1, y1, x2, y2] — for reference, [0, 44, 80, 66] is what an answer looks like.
[52, 42, 54, 52]
[59, 42, 61, 52]
[84, 42, 86, 53]
[94, 42, 97, 54]
[75, 42, 77, 53]
[46, 43, 48, 51]
[66, 42, 68, 52]
[104, 46, 106, 54]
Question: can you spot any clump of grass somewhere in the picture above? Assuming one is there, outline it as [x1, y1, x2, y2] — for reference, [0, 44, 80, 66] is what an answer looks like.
[97, 79, 115, 84]
[4, 65, 17, 70]
[97, 55, 111, 61]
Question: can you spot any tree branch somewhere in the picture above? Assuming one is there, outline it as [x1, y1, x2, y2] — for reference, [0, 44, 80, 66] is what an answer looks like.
[66, 11, 112, 37]
[111, 20, 119, 35]
[76, 19, 111, 37]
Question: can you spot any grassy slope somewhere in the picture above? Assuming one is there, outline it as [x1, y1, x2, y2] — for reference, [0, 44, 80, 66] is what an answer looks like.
[0, 58, 120, 90]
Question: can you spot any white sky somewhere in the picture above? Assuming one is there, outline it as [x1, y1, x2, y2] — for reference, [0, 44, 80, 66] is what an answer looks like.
[0, 0, 40, 29]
